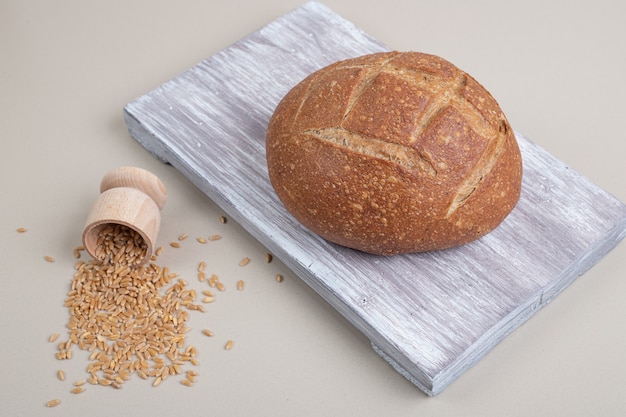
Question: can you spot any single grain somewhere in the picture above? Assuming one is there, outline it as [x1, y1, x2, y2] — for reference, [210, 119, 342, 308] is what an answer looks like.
[46, 399, 61, 408]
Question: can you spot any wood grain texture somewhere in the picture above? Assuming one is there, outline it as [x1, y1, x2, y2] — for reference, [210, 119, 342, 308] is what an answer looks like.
[123, 1, 626, 395]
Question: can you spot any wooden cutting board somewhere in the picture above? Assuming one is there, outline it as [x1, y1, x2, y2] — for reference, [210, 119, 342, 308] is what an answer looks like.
[123, 1, 626, 395]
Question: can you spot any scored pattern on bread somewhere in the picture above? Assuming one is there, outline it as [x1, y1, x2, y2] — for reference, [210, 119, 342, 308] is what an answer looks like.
[446, 122, 509, 217]
[300, 54, 509, 216]
[304, 127, 437, 175]
[266, 51, 522, 255]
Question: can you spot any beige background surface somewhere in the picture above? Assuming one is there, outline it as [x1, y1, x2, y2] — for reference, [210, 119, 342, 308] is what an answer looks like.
[2, 0, 625, 416]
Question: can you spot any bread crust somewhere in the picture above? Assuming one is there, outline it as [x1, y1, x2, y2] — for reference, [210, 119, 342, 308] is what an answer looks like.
[266, 51, 522, 255]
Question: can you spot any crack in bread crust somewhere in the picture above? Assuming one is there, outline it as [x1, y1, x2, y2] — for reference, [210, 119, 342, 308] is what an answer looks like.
[339, 55, 398, 125]
[445, 124, 508, 217]
[304, 127, 437, 175]
[291, 72, 323, 128]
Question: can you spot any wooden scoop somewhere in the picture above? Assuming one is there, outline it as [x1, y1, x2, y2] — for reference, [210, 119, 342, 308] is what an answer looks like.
[82, 167, 167, 266]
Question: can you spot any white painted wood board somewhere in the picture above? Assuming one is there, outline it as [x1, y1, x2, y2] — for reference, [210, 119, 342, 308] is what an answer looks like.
[123, 1, 626, 395]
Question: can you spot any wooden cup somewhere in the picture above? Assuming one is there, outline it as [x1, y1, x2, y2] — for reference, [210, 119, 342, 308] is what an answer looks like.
[82, 167, 167, 266]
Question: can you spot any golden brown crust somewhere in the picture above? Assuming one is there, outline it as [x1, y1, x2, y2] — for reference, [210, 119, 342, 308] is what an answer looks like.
[266, 51, 522, 255]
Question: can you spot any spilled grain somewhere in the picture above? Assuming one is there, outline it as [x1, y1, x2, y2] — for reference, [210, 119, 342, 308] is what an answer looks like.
[46, 399, 61, 408]
[54, 225, 202, 392]
[73, 245, 85, 258]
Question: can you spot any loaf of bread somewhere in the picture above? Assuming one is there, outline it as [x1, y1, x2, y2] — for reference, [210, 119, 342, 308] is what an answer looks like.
[266, 51, 522, 255]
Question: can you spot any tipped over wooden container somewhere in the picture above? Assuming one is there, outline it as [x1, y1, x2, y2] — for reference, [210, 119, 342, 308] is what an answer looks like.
[82, 167, 167, 266]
